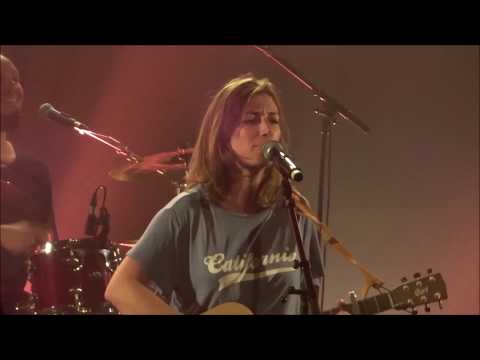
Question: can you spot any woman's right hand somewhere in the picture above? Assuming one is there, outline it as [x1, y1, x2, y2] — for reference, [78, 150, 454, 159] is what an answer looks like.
[0, 220, 51, 254]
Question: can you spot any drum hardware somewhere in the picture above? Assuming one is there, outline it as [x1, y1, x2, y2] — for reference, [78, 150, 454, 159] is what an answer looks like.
[18, 238, 123, 315]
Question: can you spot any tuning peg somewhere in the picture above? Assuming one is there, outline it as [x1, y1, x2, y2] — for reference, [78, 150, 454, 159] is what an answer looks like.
[401, 277, 408, 283]
[413, 272, 421, 279]
[348, 290, 358, 302]
[420, 295, 431, 313]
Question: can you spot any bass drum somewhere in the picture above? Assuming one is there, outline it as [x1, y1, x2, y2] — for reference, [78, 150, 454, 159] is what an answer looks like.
[26, 239, 123, 314]
[28, 240, 83, 314]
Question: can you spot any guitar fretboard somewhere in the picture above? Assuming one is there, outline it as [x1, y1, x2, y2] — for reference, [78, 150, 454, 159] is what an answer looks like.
[356, 293, 392, 314]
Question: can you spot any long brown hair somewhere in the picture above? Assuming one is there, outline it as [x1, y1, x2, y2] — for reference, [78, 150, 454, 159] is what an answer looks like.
[186, 73, 322, 227]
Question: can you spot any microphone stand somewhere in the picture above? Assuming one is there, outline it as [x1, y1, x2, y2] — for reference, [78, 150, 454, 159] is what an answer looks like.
[253, 46, 371, 312]
[282, 178, 321, 315]
[73, 127, 165, 175]
[73, 128, 140, 164]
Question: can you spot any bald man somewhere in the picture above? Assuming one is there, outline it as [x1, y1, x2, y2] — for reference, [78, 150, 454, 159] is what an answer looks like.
[1, 54, 58, 314]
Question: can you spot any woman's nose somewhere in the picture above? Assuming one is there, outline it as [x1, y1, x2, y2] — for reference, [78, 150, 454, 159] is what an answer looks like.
[259, 116, 272, 136]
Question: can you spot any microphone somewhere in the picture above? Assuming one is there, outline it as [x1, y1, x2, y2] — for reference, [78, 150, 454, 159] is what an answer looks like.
[38, 103, 89, 130]
[262, 141, 304, 182]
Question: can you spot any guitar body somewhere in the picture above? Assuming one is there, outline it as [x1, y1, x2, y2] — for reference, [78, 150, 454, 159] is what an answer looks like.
[202, 302, 254, 315]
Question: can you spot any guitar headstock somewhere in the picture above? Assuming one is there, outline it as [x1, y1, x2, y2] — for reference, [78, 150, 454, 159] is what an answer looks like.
[323, 269, 448, 315]
[390, 270, 448, 313]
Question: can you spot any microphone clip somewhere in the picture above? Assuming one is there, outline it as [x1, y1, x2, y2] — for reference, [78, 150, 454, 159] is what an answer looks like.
[84, 188, 99, 236]
[84, 185, 110, 244]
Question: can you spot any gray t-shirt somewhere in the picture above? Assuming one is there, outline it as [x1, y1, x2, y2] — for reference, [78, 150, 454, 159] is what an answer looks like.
[128, 185, 323, 314]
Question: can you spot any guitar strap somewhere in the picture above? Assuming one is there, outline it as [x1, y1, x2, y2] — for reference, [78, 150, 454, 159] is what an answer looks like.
[319, 225, 384, 298]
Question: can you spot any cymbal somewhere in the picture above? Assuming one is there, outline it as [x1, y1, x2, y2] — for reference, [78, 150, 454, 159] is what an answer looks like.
[109, 148, 193, 182]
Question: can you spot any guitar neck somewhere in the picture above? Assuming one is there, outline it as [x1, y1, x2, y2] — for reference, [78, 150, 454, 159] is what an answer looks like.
[321, 292, 395, 315]
[352, 293, 394, 314]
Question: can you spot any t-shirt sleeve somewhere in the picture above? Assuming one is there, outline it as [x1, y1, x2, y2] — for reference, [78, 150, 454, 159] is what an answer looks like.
[127, 207, 181, 303]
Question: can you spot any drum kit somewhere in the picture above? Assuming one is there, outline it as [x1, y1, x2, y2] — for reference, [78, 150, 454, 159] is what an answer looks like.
[2, 147, 192, 315]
